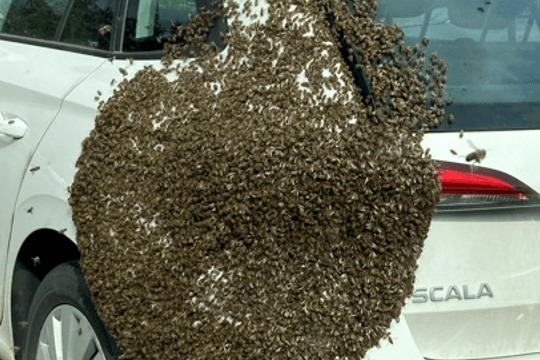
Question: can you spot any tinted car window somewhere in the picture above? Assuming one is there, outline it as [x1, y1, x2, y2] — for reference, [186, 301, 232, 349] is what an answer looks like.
[122, 0, 198, 52]
[122, 0, 228, 54]
[377, 0, 540, 131]
[60, 0, 116, 50]
[0, 0, 69, 39]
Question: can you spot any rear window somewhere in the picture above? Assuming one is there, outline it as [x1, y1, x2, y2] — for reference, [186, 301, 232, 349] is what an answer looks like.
[376, 0, 540, 131]
[122, 0, 226, 54]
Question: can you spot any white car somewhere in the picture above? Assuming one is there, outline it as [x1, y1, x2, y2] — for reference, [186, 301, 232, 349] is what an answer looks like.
[382, 0, 540, 359]
[0, 0, 426, 359]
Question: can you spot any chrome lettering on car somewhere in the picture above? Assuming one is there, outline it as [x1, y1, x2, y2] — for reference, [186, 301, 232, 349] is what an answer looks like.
[411, 283, 494, 303]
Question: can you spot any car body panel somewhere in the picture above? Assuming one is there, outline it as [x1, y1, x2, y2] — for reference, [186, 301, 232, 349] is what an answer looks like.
[364, 316, 424, 360]
[405, 219, 540, 359]
[0, 318, 14, 360]
[401, 130, 540, 359]
[0, 39, 105, 323]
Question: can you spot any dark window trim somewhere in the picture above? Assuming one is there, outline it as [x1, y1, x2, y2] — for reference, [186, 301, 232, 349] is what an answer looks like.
[435, 201, 540, 219]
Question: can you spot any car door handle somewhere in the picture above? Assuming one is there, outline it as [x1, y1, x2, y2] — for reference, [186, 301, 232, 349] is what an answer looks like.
[0, 113, 27, 139]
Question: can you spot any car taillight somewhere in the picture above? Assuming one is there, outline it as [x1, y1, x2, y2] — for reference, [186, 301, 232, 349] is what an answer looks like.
[436, 161, 539, 210]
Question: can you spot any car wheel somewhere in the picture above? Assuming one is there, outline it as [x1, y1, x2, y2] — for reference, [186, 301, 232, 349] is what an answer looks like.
[12, 261, 40, 360]
[21, 260, 121, 360]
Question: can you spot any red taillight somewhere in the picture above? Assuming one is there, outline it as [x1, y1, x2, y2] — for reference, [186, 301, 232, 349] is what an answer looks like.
[435, 161, 537, 208]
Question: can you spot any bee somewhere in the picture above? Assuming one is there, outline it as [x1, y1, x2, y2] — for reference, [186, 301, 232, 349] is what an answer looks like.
[459, 129, 464, 138]
[27, 206, 33, 214]
[94, 96, 100, 102]
[59, 228, 67, 234]
[19, 321, 30, 329]
[11, 346, 20, 354]
[111, 78, 116, 86]
[388, 335, 393, 345]
[30, 165, 40, 173]
[119, 68, 128, 76]
[450, 149, 457, 156]
[128, 58, 134, 65]
[78, 328, 83, 336]
[108, 56, 115, 63]
[477, 7, 485, 12]
[98, 24, 112, 36]
[31, 256, 40, 266]
[465, 139, 487, 163]
[97, 90, 102, 96]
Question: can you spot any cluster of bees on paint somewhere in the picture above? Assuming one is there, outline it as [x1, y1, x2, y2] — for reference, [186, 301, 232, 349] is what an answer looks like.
[69, 0, 455, 359]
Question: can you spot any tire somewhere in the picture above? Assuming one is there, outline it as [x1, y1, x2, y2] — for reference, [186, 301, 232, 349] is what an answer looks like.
[21, 260, 121, 360]
[12, 261, 40, 360]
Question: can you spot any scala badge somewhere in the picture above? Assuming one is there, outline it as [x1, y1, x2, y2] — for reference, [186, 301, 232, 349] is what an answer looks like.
[411, 283, 493, 303]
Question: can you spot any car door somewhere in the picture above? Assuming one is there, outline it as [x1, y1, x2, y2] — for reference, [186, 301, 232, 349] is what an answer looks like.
[0, 0, 117, 323]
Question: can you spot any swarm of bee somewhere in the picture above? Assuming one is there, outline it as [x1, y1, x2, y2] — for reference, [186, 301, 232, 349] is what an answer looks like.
[70, 0, 452, 359]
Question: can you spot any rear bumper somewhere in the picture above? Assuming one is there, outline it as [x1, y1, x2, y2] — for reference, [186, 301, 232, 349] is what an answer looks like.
[403, 216, 540, 360]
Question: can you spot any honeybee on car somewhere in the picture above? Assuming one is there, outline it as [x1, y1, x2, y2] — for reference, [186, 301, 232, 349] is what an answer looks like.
[465, 139, 487, 164]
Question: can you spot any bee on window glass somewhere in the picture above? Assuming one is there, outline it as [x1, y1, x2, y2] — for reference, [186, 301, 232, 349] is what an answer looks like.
[98, 24, 112, 36]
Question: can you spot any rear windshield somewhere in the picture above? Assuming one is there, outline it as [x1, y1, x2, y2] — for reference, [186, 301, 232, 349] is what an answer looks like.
[376, 0, 540, 131]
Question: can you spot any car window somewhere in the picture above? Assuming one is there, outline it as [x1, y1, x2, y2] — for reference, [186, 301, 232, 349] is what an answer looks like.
[59, 0, 116, 50]
[376, 0, 540, 131]
[122, 0, 198, 52]
[121, 0, 228, 54]
[0, 0, 69, 39]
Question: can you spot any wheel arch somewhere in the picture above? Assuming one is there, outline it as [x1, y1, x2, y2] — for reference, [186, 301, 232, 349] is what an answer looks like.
[8, 194, 80, 360]
[10, 229, 80, 360]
